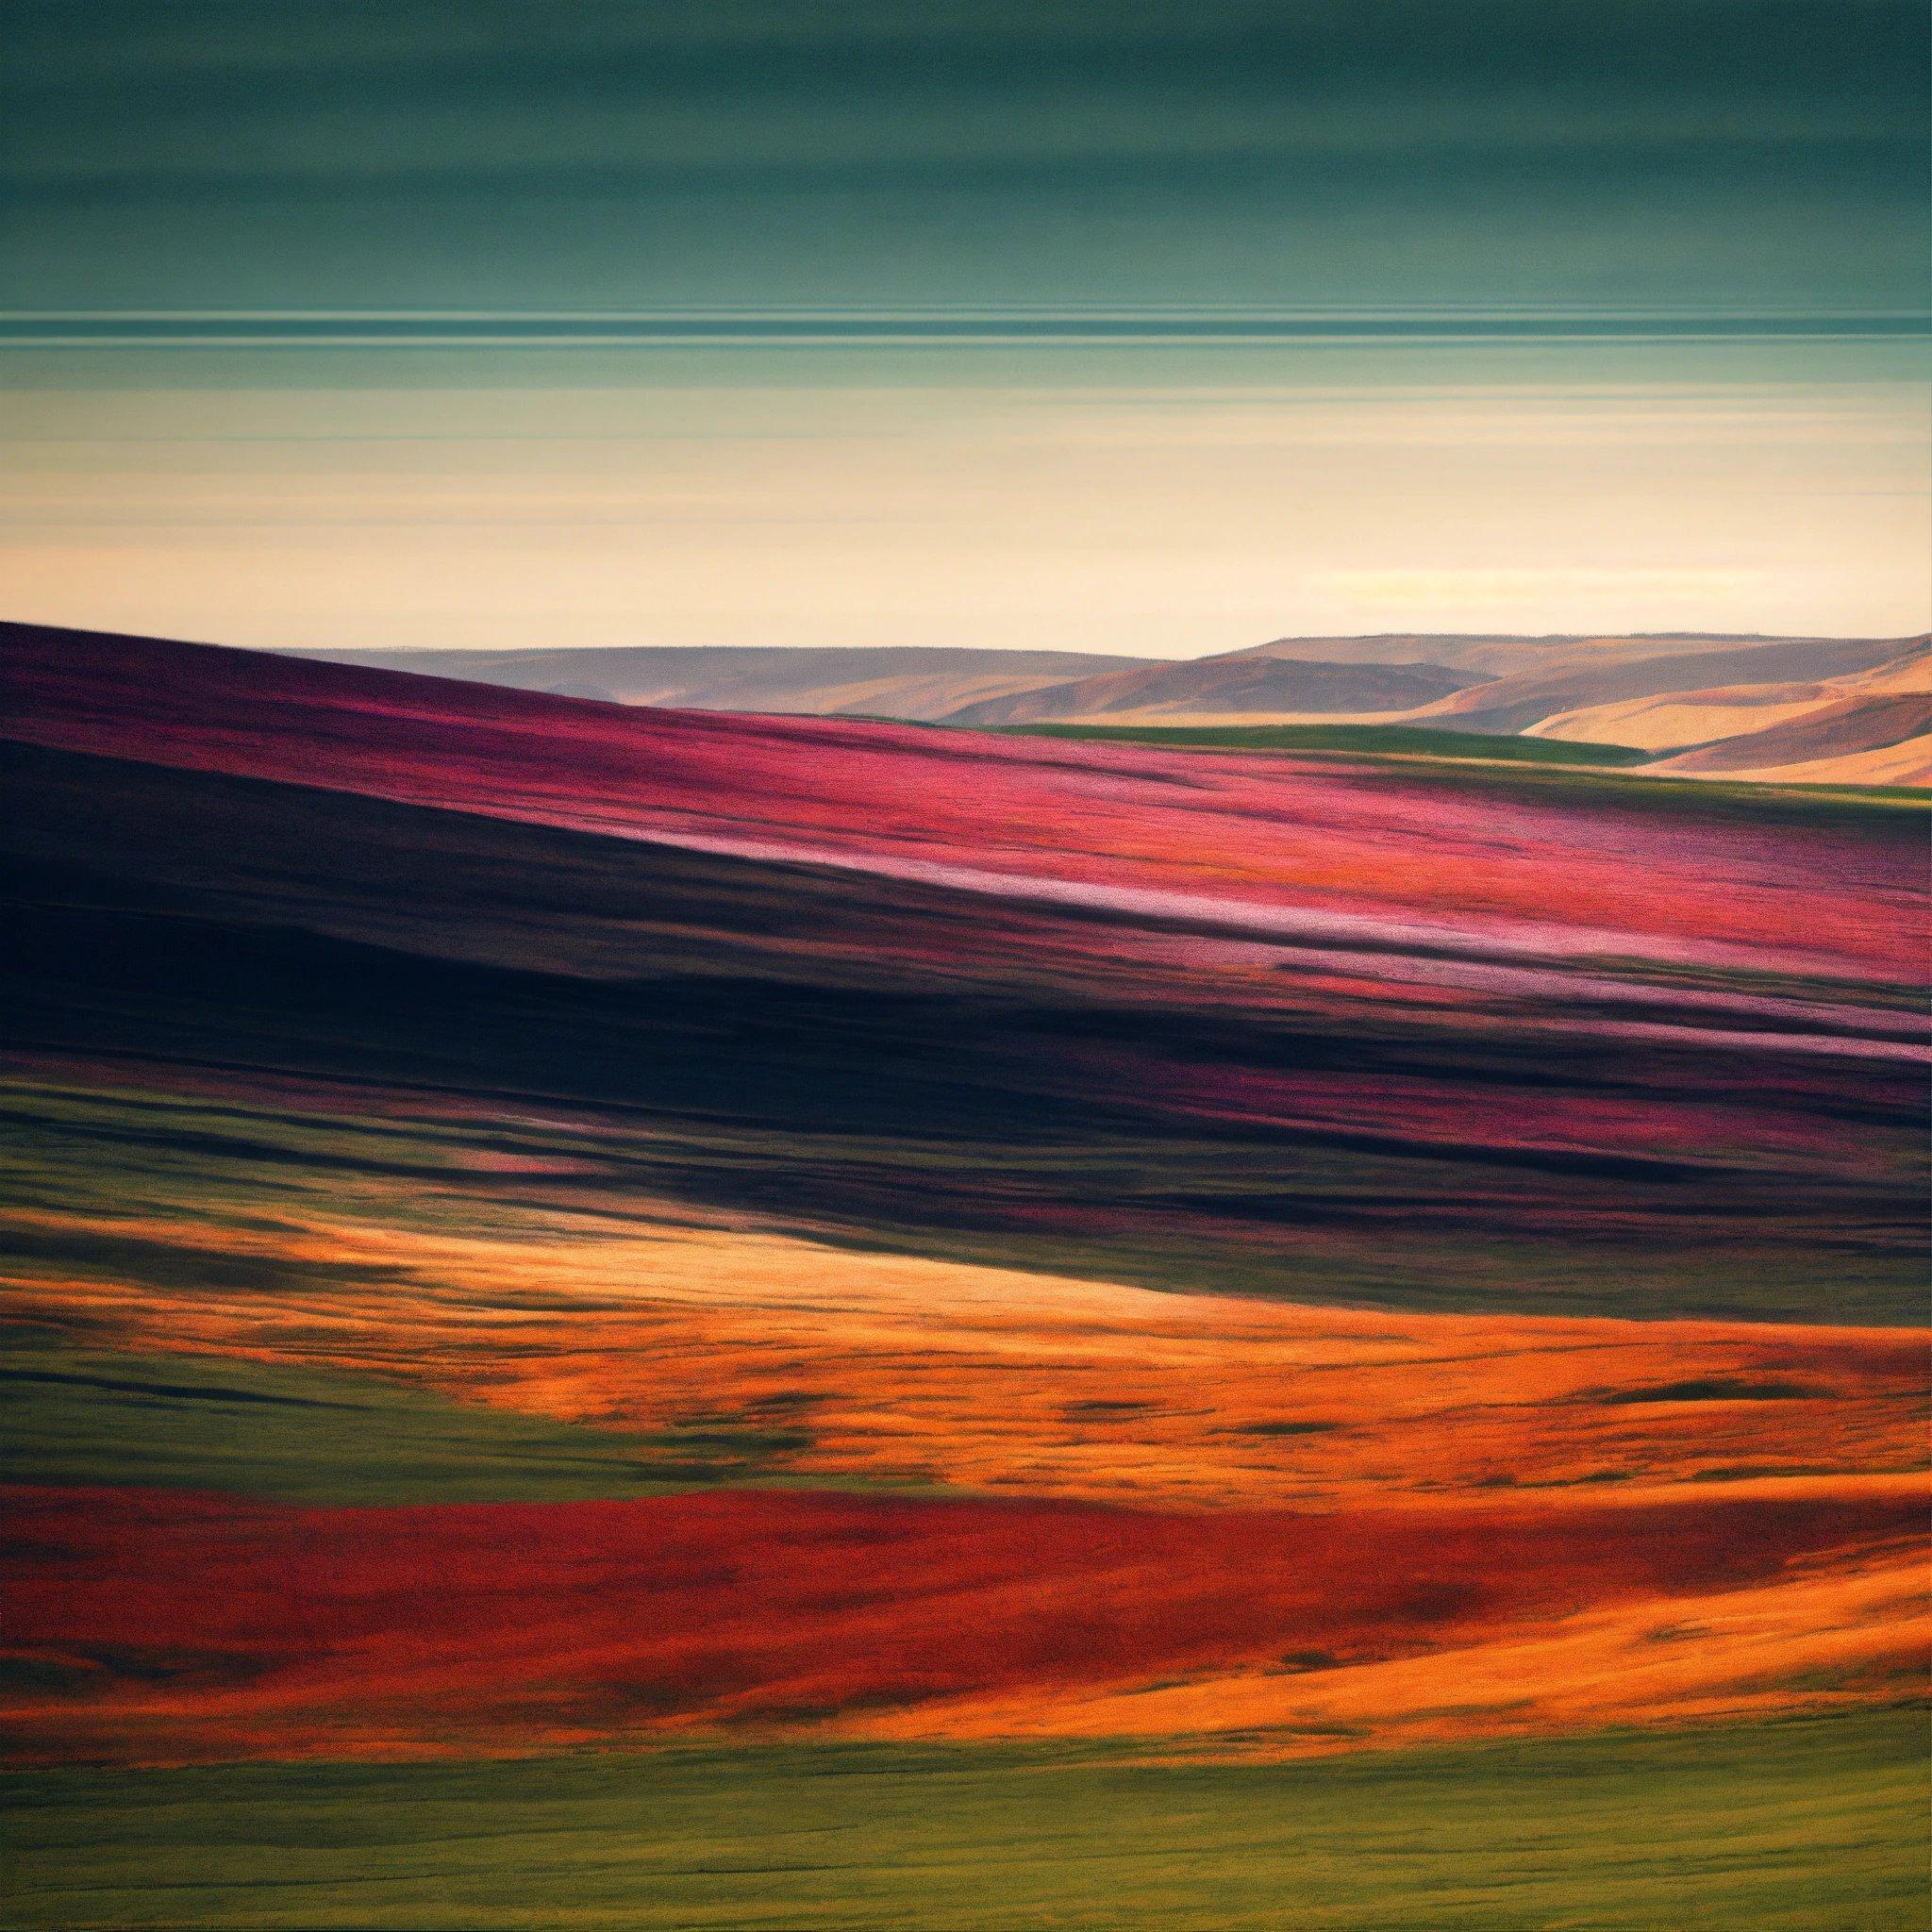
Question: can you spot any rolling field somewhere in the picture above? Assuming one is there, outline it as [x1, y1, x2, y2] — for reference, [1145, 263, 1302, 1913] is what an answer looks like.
[1005, 719, 1656, 765]
[1, 623, 1926, 1925]
[1002, 718, 1932, 808]
[8, 1716, 1926, 1931]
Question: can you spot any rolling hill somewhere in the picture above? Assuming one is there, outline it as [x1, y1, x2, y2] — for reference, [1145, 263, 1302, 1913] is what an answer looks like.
[1533, 645, 1932, 784]
[942, 654, 1489, 725]
[1652, 692, 1932, 782]
[1408, 636, 1922, 736]
[937, 632, 1924, 730]
[269, 631, 1932, 786]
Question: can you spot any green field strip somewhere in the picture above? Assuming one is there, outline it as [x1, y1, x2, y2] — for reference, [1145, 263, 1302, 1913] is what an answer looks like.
[1007, 721, 1653, 765]
[0, 1332, 838, 1505]
[8, 1074, 1926, 1330]
[1002, 723, 1930, 814]
[4, 1712, 1924, 1930]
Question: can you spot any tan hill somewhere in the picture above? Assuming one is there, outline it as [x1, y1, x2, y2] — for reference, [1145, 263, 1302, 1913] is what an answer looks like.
[1190, 631, 1828, 676]
[1697, 734, 1932, 787]
[1849, 651, 1932, 698]
[1647, 691, 1932, 778]
[1532, 684, 1844, 752]
[942, 632, 1922, 730]
[1532, 646, 1932, 755]
[942, 656, 1489, 726]
[281, 645, 1160, 723]
[1412, 636, 1925, 737]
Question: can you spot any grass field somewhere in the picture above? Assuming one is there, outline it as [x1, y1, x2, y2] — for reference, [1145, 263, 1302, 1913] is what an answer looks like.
[1004, 720, 1654, 765]
[6, 1714, 1924, 1930]
[999, 721, 1930, 815]
[0, 1330, 842, 1503]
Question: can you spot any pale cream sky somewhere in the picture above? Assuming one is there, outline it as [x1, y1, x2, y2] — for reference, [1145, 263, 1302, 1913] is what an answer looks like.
[4, 345, 1926, 654]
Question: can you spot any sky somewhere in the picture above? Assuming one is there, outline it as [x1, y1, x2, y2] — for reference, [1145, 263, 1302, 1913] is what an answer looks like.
[2, 1, 1926, 654]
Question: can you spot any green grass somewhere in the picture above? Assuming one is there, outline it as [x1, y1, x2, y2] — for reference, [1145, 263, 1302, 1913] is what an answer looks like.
[7, 1067, 1927, 1332]
[0, 1329, 831, 1504]
[1003, 722, 1930, 816]
[1006, 721, 1654, 764]
[4, 1714, 1924, 1929]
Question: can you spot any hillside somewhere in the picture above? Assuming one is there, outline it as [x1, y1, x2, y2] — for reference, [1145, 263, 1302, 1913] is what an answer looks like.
[937, 633, 1903, 730]
[1650, 691, 1932, 779]
[1533, 646, 1932, 774]
[1413, 635, 1924, 738]
[1701, 734, 1932, 787]
[1156, 633, 1836, 676]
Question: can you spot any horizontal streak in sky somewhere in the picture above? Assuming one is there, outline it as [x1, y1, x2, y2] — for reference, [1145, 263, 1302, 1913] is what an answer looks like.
[1, 312, 1925, 348]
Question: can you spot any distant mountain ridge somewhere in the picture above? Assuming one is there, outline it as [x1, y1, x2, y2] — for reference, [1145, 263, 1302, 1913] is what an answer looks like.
[277, 635, 1928, 741]
[1629, 646, 1932, 784]
[280, 644, 1159, 724]
[216, 627, 1932, 783]
[1415, 636, 1923, 737]
[943, 656, 1489, 726]
[927, 631, 1924, 736]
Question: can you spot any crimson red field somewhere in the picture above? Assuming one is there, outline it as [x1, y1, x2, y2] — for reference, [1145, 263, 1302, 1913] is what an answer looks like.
[8, 1477, 1923, 1763]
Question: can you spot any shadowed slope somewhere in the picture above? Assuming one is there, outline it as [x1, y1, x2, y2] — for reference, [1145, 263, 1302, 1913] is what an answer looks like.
[6, 737, 1926, 1321]
[4, 621, 1923, 976]
[1696, 734, 1932, 787]
[1530, 642, 1932, 755]
[1653, 693, 1932, 775]
[938, 631, 1924, 734]
[1415, 636, 1924, 737]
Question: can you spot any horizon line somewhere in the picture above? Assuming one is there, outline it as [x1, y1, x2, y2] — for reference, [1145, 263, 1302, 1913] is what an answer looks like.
[3, 308, 1926, 349]
[8, 616, 1926, 658]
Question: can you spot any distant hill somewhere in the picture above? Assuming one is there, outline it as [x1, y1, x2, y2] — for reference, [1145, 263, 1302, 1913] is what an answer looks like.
[278, 644, 1159, 723]
[943, 656, 1488, 726]
[1154, 632, 1844, 677]
[1532, 645, 1931, 754]
[1650, 692, 1932, 782]
[234, 630, 1932, 785]
[1639, 645, 1932, 783]
[1685, 730, 1932, 787]
[1414, 636, 1924, 738]
[941, 632, 1932, 734]
[1517, 642, 1931, 783]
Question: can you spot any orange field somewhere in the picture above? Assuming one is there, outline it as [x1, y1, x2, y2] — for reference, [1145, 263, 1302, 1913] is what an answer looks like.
[9, 1201, 1924, 1511]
